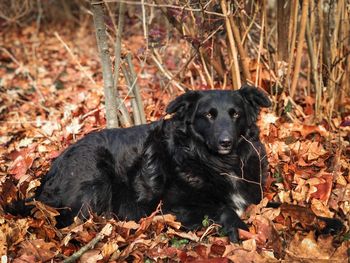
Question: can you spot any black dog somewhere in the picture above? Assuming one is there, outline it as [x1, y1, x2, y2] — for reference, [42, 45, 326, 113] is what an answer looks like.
[15, 85, 272, 241]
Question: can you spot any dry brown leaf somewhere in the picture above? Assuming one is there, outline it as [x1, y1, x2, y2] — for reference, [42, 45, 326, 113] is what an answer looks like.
[101, 241, 119, 258]
[331, 241, 350, 260]
[0, 218, 29, 253]
[17, 239, 57, 262]
[226, 247, 265, 263]
[311, 199, 334, 218]
[8, 144, 37, 180]
[307, 172, 333, 203]
[296, 125, 329, 138]
[27, 200, 60, 226]
[305, 141, 328, 161]
[153, 214, 181, 229]
[210, 243, 226, 257]
[286, 232, 339, 260]
[116, 220, 140, 229]
[79, 249, 103, 263]
[167, 228, 200, 242]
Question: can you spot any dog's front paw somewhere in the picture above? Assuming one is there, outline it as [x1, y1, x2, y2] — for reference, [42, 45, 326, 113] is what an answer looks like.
[219, 208, 249, 243]
[226, 227, 240, 243]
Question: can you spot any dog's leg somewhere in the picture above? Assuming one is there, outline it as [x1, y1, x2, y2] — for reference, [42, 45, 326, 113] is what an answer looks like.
[218, 206, 249, 242]
[167, 205, 248, 242]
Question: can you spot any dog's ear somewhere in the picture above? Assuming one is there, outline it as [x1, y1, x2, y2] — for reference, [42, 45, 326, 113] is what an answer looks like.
[239, 85, 271, 108]
[166, 90, 202, 120]
[239, 85, 271, 125]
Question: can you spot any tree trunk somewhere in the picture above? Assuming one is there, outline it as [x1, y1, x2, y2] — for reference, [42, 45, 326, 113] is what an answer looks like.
[277, 0, 291, 62]
[91, 0, 119, 128]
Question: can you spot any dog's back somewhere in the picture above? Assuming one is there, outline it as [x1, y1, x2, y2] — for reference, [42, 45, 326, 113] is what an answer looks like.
[20, 123, 158, 226]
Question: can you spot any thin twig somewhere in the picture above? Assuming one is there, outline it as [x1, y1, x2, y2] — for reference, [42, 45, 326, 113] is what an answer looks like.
[153, 0, 225, 80]
[199, 223, 221, 242]
[35, 0, 42, 34]
[286, 96, 307, 119]
[126, 53, 146, 124]
[163, 49, 198, 92]
[121, 63, 141, 125]
[151, 50, 185, 92]
[199, 50, 214, 88]
[63, 223, 112, 263]
[141, 0, 148, 46]
[240, 135, 264, 201]
[103, 0, 225, 17]
[241, 2, 258, 44]
[54, 32, 96, 85]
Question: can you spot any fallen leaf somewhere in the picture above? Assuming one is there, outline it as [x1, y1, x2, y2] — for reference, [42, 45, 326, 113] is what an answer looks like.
[310, 198, 334, 218]
[17, 239, 57, 262]
[286, 232, 338, 260]
[79, 249, 103, 263]
[8, 144, 37, 180]
[309, 172, 333, 203]
[167, 228, 199, 242]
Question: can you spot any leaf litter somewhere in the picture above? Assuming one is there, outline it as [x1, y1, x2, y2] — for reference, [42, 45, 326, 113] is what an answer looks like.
[0, 22, 349, 262]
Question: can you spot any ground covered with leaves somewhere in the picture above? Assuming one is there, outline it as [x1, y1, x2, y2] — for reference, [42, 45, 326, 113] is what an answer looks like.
[1, 21, 350, 262]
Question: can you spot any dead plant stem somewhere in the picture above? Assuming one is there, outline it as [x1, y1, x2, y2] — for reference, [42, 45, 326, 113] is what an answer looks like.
[290, 0, 309, 98]
[286, 0, 298, 91]
[255, 1, 265, 88]
[113, 2, 132, 127]
[305, 22, 321, 120]
[228, 14, 251, 82]
[121, 63, 141, 125]
[126, 53, 146, 124]
[220, 0, 241, 89]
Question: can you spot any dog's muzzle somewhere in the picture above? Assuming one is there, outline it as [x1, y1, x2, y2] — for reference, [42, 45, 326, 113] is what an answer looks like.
[217, 137, 233, 154]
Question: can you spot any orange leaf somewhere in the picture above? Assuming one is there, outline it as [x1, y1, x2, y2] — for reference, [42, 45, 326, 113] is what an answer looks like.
[8, 144, 37, 180]
[310, 173, 333, 202]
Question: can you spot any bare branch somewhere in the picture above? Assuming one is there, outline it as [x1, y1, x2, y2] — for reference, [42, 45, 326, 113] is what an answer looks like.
[114, 2, 132, 127]
[63, 223, 112, 263]
[126, 53, 147, 124]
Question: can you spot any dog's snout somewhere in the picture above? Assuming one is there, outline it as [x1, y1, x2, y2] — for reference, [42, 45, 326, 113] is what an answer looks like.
[219, 137, 232, 148]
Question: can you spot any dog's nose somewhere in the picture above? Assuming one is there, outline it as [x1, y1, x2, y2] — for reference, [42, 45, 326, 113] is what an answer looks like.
[219, 137, 232, 148]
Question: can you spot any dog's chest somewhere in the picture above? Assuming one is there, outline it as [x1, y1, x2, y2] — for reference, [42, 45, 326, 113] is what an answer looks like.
[174, 160, 250, 216]
[230, 193, 247, 216]
[222, 171, 249, 216]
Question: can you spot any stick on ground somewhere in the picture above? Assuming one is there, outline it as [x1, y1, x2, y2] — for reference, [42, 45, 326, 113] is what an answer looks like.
[63, 223, 112, 263]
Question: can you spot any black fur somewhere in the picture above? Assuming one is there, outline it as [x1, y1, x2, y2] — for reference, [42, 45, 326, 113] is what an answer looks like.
[14, 86, 272, 242]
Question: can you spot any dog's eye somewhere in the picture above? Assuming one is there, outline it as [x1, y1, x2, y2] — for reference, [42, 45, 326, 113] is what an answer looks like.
[232, 112, 240, 118]
[205, 112, 213, 120]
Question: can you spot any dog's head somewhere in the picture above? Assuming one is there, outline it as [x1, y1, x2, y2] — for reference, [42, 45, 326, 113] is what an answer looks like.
[166, 85, 271, 155]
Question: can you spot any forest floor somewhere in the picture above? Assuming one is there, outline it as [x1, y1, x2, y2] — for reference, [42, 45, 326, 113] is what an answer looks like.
[0, 21, 349, 262]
